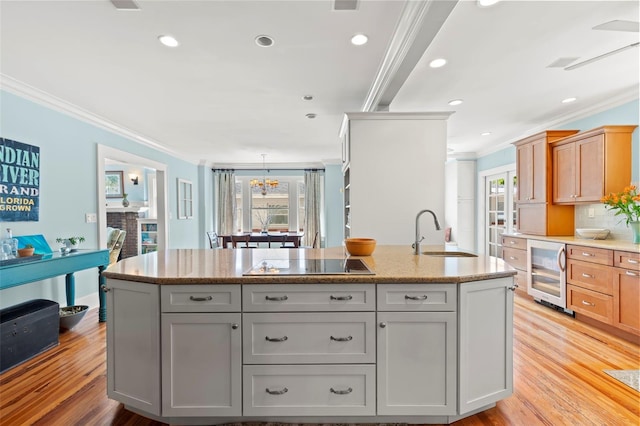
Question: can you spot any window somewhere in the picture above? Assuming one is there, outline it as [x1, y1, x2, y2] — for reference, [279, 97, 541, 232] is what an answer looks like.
[177, 178, 193, 219]
[251, 182, 290, 231]
[234, 176, 305, 232]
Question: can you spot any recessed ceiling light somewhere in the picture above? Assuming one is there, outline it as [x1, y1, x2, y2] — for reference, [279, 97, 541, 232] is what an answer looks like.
[306, 113, 317, 119]
[158, 35, 179, 47]
[481, 132, 492, 136]
[302, 95, 313, 101]
[562, 97, 577, 104]
[448, 99, 463, 106]
[351, 34, 368, 46]
[477, 0, 501, 7]
[255, 35, 274, 47]
[429, 58, 447, 68]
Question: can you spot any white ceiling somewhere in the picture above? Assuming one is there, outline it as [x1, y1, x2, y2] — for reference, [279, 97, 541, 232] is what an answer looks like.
[1, 0, 638, 168]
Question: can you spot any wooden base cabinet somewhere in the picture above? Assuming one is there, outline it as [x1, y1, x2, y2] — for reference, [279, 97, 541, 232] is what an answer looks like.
[567, 246, 639, 338]
[376, 311, 457, 415]
[613, 250, 640, 336]
[161, 313, 242, 416]
[106, 280, 515, 423]
[458, 278, 514, 414]
[106, 279, 161, 416]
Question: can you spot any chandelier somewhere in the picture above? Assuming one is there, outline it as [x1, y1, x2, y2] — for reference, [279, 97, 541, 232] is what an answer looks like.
[250, 154, 278, 196]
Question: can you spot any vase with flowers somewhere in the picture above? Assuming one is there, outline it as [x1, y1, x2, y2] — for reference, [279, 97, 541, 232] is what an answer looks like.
[601, 185, 640, 243]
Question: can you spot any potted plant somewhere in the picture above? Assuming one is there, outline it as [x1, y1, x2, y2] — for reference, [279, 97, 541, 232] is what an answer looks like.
[17, 244, 35, 257]
[56, 236, 86, 250]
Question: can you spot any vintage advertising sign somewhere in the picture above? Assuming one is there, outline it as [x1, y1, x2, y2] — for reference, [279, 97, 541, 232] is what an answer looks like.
[0, 138, 40, 221]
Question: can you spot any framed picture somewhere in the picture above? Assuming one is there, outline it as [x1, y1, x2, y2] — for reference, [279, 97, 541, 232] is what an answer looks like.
[105, 171, 124, 198]
[177, 178, 193, 219]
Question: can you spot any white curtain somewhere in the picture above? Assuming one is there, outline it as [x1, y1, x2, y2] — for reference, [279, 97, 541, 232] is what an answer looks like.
[216, 171, 236, 235]
[304, 170, 321, 247]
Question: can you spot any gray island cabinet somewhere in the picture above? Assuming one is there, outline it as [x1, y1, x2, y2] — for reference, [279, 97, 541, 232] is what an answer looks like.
[103, 246, 516, 425]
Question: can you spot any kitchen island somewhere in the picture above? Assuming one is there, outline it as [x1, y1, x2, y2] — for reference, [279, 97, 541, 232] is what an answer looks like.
[103, 246, 516, 425]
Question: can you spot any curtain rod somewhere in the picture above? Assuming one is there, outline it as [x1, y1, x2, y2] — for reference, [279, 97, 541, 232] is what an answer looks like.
[212, 168, 325, 172]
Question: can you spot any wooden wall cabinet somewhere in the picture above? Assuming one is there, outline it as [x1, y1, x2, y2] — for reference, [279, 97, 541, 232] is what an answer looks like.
[513, 130, 578, 235]
[552, 126, 637, 204]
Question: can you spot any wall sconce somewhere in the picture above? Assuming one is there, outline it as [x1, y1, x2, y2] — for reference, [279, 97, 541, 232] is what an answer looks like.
[129, 174, 139, 185]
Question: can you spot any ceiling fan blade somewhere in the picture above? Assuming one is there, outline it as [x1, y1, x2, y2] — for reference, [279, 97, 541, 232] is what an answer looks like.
[564, 42, 639, 70]
[592, 20, 639, 33]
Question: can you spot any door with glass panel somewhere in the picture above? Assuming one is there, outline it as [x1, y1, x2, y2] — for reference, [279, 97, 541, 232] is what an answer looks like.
[485, 171, 517, 257]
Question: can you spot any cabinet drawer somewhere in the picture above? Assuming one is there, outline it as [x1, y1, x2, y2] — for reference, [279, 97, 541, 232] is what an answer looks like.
[377, 284, 456, 311]
[242, 284, 375, 312]
[567, 260, 613, 295]
[567, 284, 613, 324]
[243, 364, 375, 416]
[243, 312, 375, 364]
[502, 247, 527, 271]
[514, 270, 527, 292]
[567, 245, 613, 266]
[614, 250, 640, 271]
[161, 285, 241, 312]
[502, 236, 527, 250]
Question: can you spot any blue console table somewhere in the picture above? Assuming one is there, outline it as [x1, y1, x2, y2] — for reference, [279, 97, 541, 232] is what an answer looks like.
[0, 249, 110, 322]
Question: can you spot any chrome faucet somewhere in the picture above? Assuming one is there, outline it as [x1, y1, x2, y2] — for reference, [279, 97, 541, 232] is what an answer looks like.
[413, 209, 441, 255]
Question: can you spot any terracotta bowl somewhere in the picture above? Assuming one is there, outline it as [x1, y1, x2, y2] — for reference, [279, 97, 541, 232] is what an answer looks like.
[344, 238, 377, 256]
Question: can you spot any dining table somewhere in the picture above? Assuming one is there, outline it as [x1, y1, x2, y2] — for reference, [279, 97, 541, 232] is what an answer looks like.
[219, 232, 304, 248]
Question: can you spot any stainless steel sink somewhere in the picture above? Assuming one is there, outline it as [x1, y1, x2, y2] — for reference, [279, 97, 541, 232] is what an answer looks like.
[421, 251, 478, 257]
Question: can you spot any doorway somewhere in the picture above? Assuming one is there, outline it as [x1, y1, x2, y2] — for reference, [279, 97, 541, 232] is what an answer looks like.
[96, 145, 168, 251]
[477, 165, 517, 256]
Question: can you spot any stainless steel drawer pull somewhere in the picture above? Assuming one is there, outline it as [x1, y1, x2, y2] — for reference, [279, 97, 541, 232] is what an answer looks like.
[265, 295, 288, 301]
[509, 240, 516, 244]
[330, 387, 353, 395]
[265, 336, 288, 342]
[266, 387, 288, 395]
[627, 259, 639, 264]
[581, 300, 595, 306]
[626, 271, 638, 276]
[405, 295, 428, 301]
[581, 273, 594, 278]
[189, 295, 213, 301]
[330, 295, 353, 301]
[582, 252, 594, 257]
[508, 283, 519, 291]
[509, 256, 518, 260]
[330, 335, 353, 342]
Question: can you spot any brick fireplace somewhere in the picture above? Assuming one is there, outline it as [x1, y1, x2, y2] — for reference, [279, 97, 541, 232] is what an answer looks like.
[106, 211, 139, 259]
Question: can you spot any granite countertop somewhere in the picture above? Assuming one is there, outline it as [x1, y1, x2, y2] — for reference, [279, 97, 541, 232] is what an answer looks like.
[503, 233, 640, 252]
[103, 245, 516, 285]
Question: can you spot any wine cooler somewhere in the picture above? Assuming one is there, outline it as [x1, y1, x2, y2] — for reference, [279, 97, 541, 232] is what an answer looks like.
[527, 239, 568, 310]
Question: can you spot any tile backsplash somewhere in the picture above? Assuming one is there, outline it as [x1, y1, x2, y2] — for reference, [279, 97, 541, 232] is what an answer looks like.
[575, 204, 634, 241]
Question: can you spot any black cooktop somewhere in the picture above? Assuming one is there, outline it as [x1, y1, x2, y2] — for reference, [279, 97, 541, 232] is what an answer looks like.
[243, 258, 374, 276]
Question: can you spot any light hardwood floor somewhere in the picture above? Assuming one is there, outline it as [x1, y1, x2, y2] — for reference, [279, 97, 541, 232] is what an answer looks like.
[1, 292, 638, 425]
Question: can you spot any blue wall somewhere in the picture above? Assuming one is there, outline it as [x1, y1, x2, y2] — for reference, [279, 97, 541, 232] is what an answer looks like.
[477, 100, 639, 182]
[0, 90, 201, 308]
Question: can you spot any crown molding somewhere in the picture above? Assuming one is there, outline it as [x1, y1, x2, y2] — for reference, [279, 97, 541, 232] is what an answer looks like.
[476, 91, 639, 158]
[1, 74, 198, 165]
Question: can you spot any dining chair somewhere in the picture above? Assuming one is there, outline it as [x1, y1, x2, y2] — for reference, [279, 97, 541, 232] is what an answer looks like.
[231, 234, 253, 248]
[206, 231, 220, 249]
[268, 233, 289, 248]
